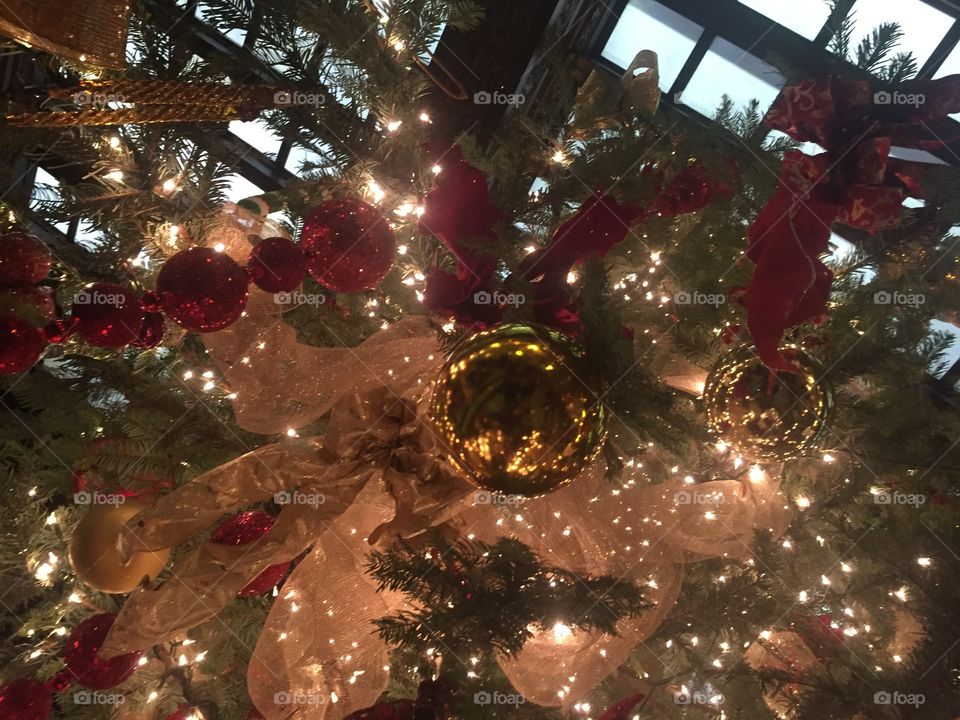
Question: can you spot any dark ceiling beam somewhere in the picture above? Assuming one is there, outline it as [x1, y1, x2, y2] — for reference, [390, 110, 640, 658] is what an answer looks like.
[420, 0, 563, 144]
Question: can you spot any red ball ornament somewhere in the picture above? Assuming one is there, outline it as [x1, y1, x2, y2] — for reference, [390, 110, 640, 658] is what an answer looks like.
[71, 283, 143, 348]
[130, 312, 166, 348]
[0, 230, 52, 285]
[0, 315, 44, 374]
[247, 237, 306, 293]
[163, 704, 199, 720]
[300, 198, 395, 293]
[47, 670, 73, 693]
[0, 678, 52, 720]
[64, 613, 142, 689]
[0, 285, 55, 324]
[157, 248, 248, 332]
[210, 511, 290, 596]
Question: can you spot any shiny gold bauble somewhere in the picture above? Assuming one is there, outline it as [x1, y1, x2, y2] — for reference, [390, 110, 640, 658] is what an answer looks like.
[703, 345, 833, 461]
[68, 502, 170, 594]
[429, 323, 606, 496]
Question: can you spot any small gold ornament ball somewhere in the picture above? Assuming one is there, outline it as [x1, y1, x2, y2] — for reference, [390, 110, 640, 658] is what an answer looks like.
[703, 345, 833, 461]
[429, 323, 607, 496]
[68, 502, 170, 594]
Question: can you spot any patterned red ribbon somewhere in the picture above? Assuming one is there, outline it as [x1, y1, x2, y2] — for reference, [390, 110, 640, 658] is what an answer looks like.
[740, 75, 960, 371]
[419, 145, 734, 333]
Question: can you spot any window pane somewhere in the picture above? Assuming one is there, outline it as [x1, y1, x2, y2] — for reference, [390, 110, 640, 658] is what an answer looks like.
[222, 174, 264, 203]
[738, 0, 831, 40]
[228, 120, 284, 159]
[934, 37, 960, 78]
[934, 41, 960, 120]
[846, 0, 952, 67]
[601, 0, 704, 90]
[31, 168, 71, 236]
[680, 37, 785, 118]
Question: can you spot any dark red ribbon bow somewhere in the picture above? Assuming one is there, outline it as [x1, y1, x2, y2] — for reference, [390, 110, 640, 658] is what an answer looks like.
[741, 74, 960, 370]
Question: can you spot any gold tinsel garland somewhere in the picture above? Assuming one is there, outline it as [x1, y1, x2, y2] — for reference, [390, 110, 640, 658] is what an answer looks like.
[7, 80, 326, 127]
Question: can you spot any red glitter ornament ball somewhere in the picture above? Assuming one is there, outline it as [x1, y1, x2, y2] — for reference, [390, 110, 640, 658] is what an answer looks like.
[0, 285, 55, 324]
[0, 230, 52, 285]
[71, 283, 144, 348]
[210, 511, 290, 596]
[300, 198, 395, 293]
[64, 613, 142, 689]
[247, 237, 306, 293]
[0, 678, 52, 720]
[157, 248, 248, 332]
[0, 315, 44, 374]
[130, 312, 166, 348]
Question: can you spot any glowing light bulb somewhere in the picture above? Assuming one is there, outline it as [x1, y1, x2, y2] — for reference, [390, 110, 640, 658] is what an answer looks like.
[552, 622, 573, 643]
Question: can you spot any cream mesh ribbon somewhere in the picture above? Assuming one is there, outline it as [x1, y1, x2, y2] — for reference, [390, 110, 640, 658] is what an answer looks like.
[101, 210, 791, 718]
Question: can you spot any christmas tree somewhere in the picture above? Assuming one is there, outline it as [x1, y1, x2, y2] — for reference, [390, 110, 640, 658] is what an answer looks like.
[1, 1, 960, 719]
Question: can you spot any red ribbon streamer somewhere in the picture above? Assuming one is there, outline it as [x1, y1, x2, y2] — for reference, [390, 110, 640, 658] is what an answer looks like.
[741, 74, 960, 370]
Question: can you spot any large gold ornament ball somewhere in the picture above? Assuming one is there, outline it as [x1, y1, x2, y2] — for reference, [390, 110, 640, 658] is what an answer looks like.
[430, 323, 606, 496]
[703, 345, 833, 461]
[68, 502, 170, 594]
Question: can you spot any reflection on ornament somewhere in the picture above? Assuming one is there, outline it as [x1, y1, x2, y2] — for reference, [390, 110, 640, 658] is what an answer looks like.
[703, 345, 833, 461]
[64, 613, 142, 689]
[157, 248, 248, 332]
[0, 677, 52, 720]
[300, 198, 396, 293]
[429, 323, 606, 496]
[71, 283, 143, 348]
[68, 502, 170, 594]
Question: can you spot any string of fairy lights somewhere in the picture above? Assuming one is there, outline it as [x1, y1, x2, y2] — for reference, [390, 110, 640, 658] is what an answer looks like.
[10, 15, 946, 720]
